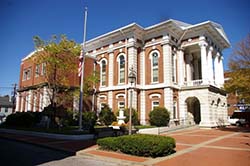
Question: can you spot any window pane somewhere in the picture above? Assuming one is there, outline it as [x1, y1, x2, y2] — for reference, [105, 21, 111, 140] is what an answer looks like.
[120, 70, 125, 83]
[102, 75, 106, 86]
[152, 53, 158, 67]
[101, 61, 106, 86]
[152, 101, 159, 110]
[120, 56, 125, 69]
[153, 68, 158, 82]
[102, 61, 106, 72]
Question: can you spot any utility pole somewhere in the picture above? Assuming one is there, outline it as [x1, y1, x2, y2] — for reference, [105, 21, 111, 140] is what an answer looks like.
[11, 83, 17, 113]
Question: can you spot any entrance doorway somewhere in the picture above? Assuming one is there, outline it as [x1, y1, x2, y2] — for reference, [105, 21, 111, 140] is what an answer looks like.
[186, 97, 201, 124]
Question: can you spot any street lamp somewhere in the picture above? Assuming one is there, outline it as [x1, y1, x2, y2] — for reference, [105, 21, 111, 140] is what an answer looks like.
[128, 66, 136, 135]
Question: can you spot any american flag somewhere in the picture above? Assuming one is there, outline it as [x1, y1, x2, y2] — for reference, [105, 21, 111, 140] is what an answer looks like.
[78, 50, 84, 77]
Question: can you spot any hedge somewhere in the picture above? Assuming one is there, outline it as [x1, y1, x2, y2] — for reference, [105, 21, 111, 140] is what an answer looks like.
[97, 134, 176, 157]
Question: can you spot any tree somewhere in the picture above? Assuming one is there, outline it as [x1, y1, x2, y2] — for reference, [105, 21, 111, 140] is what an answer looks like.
[224, 34, 250, 103]
[32, 35, 81, 121]
[99, 104, 116, 126]
[149, 107, 170, 127]
[121, 108, 140, 125]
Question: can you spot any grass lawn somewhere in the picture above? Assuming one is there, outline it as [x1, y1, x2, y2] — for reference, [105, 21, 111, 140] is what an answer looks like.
[134, 125, 156, 130]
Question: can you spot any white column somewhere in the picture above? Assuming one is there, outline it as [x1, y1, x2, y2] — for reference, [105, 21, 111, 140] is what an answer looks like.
[164, 88, 173, 117]
[214, 52, 220, 86]
[20, 94, 24, 112]
[33, 93, 37, 112]
[15, 93, 20, 112]
[219, 56, 224, 87]
[140, 90, 146, 125]
[108, 91, 113, 109]
[186, 54, 192, 82]
[108, 45, 114, 87]
[128, 38, 137, 73]
[43, 87, 50, 108]
[207, 46, 214, 84]
[27, 90, 32, 111]
[199, 39, 208, 84]
[128, 38, 138, 111]
[177, 48, 184, 85]
[39, 91, 43, 112]
[140, 48, 145, 85]
[162, 35, 172, 85]
[194, 58, 199, 80]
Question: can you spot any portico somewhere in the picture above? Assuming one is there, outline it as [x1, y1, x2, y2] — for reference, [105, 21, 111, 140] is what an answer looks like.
[181, 36, 225, 88]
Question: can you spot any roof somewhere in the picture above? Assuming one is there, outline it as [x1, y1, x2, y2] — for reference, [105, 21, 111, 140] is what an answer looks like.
[85, 19, 230, 52]
[0, 96, 13, 107]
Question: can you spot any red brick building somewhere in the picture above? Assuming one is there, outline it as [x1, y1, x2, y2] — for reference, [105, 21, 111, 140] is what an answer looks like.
[15, 51, 96, 113]
[85, 19, 230, 127]
[16, 19, 231, 127]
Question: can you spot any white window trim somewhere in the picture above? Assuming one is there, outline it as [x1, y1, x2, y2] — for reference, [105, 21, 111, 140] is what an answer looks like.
[149, 93, 161, 99]
[100, 59, 107, 87]
[116, 93, 125, 99]
[151, 100, 160, 110]
[117, 53, 126, 85]
[99, 95, 107, 100]
[149, 50, 160, 83]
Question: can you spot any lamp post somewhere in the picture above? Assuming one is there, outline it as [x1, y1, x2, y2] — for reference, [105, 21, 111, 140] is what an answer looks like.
[128, 66, 136, 135]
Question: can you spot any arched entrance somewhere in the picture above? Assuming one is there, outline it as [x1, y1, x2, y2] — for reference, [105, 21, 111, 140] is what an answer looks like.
[185, 97, 201, 124]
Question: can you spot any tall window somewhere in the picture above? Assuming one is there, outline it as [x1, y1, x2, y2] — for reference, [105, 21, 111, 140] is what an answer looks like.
[172, 53, 177, 83]
[152, 101, 159, 110]
[118, 55, 125, 84]
[35, 64, 40, 77]
[41, 63, 46, 76]
[23, 67, 31, 81]
[151, 52, 159, 83]
[101, 60, 107, 86]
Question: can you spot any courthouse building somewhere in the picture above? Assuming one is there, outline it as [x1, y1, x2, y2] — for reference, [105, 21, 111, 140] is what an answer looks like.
[16, 19, 230, 127]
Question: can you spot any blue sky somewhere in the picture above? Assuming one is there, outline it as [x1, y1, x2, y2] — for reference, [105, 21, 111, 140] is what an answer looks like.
[0, 0, 249, 96]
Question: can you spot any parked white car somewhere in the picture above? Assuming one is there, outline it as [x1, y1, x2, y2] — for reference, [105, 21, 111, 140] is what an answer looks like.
[228, 116, 247, 126]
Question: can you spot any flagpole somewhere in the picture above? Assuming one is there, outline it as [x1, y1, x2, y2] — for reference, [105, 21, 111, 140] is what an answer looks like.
[79, 7, 88, 131]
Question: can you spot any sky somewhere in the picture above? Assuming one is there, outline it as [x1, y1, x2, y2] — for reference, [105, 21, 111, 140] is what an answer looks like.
[0, 0, 249, 96]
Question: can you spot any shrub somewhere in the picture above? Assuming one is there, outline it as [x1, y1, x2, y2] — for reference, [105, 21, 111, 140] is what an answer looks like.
[149, 107, 170, 127]
[99, 104, 116, 126]
[42, 105, 75, 127]
[122, 108, 140, 125]
[97, 134, 176, 157]
[82, 111, 97, 132]
[5, 112, 35, 127]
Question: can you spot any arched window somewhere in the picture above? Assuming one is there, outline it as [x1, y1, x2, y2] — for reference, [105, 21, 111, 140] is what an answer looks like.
[100, 60, 107, 86]
[151, 51, 159, 83]
[118, 54, 125, 84]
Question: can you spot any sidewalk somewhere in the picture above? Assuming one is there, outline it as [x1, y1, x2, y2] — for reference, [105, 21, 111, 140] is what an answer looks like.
[1, 126, 249, 166]
[77, 126, 250, 166]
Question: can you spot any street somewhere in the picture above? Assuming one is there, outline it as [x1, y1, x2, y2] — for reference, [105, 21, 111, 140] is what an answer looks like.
[0, 138, 123, 166]
[0, 138, 70, 166]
